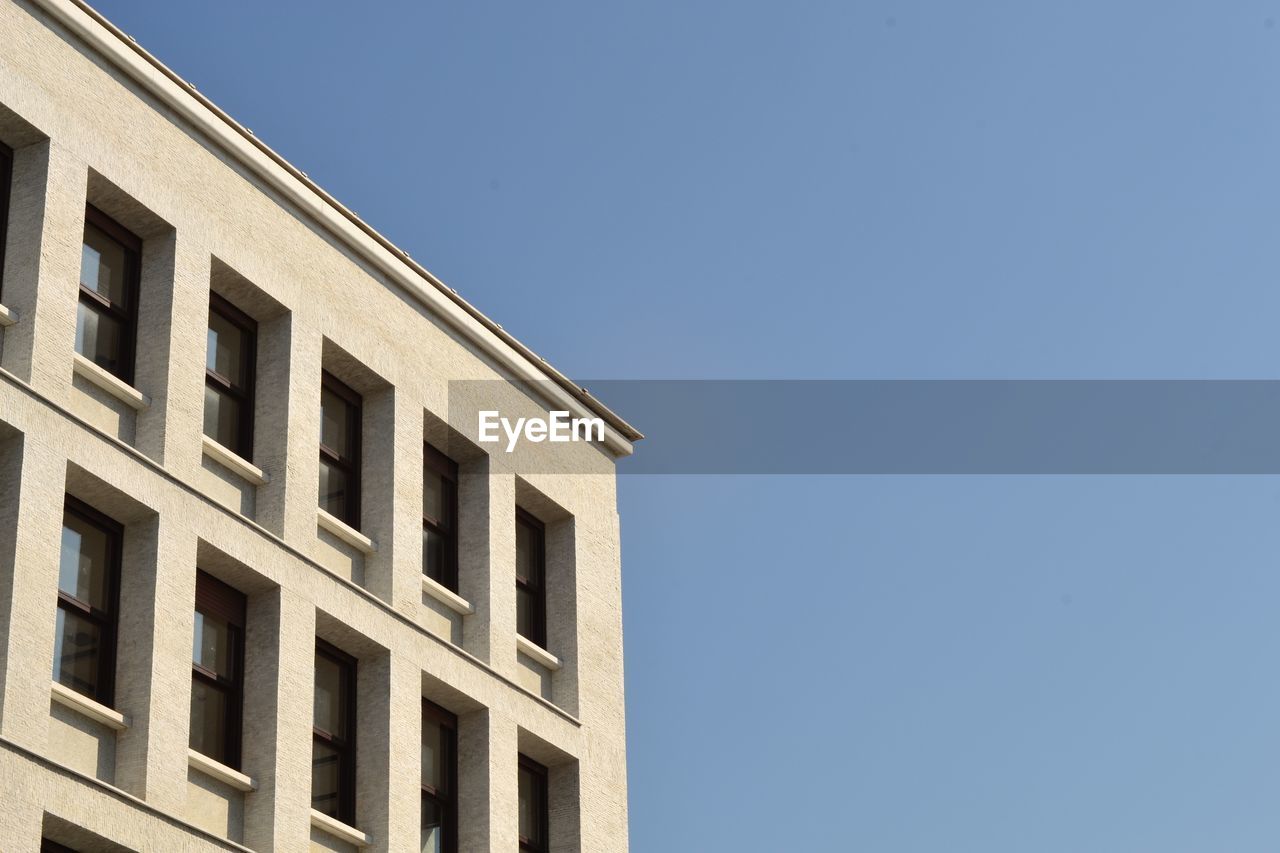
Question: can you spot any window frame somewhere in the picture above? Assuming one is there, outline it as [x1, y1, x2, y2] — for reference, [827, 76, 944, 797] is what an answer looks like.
[56, 496, 123, 707]
[515, 508, 547, 649]
[0, 141, 12, 300]
[422, 443, 459, 591]
[204, 293, 258, 460]
[78, 205, 141, 384]
[518, 754, 550, 853]
[319, 371, 362, 528]
[191, 570, 247, 770]
[421, 698, 458, 853]
[312, 639, 358, 825]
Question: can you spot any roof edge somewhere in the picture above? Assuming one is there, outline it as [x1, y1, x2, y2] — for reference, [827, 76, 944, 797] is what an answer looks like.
[40, 0, 644, 446]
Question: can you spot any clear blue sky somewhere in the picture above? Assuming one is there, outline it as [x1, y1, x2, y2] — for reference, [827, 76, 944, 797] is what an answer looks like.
[92, 1, 1280, 849]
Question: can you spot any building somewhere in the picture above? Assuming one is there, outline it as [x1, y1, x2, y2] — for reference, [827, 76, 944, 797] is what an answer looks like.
[0, 0, 640, 850]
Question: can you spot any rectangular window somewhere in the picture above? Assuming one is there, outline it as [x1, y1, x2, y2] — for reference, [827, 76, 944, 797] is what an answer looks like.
[204, 294, 257, 459]
[515, 510, 546, 648]
[54, 498, 121, 706]
[0, 141, 12, 299]
[312, 640, 356, 824]
[423, 444, 458, 591]
[319, 372, 361, 528]
[77, 206, 140, 383]
[518, 755, 549, 853]
[190, 571, 246, 769]
[421, 699, 458, 853]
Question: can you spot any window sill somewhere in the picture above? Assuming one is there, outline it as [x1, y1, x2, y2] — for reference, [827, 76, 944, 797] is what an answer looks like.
[516, 634, 562, 671]
[421, 574, 474, 616]
[0, 303, 16, 326]
[201, 435, 267, 485]
[188, 748, 256, 792]
[72, 353, 149, 410]
[50, 681, 128, 730]
[317, 508, 375, 554]
[310, 809, 370, 847]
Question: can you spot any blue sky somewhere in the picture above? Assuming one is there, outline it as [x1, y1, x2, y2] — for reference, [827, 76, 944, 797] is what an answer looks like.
[92, 1, 1280, 849]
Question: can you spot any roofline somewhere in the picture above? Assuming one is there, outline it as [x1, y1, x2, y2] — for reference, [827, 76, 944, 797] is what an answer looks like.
[37, 0, 644, 448]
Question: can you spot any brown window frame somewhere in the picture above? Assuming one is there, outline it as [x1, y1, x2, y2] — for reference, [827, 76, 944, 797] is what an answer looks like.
[423, 443, 459, 592]
[191, 570, 247, 769]
[421, 699, 458, 853]
[204, 293, 257, 460]
[319, 371, 362, 528]
[56, 496, 122, 707]
[0, 141, 12, 300]
[518, 754, 550, 853]
[515, 509, 547, 648]
[313, 639, 358, 824]
[79, 205, 141, 384]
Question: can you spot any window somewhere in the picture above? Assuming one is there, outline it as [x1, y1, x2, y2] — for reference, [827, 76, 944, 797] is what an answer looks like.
[54, 498, 121, 705]
[190, 571, 246, 769]
[515, 510, 546, 648]
[204, 294, 257, 459]
[0, 141, 12, 299]
[423, 444, 458, 590]
[77, 206, 140, 383]
[319, 372, 361, 527]
[312, 641, 356, 824]
[421, 700, 458, 853]
[518, 755, 549, 853]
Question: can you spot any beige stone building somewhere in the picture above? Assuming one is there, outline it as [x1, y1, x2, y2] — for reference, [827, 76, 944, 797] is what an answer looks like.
[0, 0, 639, 850]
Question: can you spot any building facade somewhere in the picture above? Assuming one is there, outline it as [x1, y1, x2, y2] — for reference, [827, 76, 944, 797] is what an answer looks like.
[0, 1, 639, 850]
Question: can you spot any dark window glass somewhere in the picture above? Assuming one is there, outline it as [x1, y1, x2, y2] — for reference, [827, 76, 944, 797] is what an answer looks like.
[422, 798, 446, 853]
[319, 373, 361, 527]
[204, 295, 257, 458]
[516, 587, 536, 640]
[313, 652, 349, 736]
[76, 207, 139, 383]
[53, 608, 103, 698]
[194, 610, 233, 674]
[190, 680, 230, 757]
[204, 386, 240, 449]
[207, 311, 246, 381]
[422, 718, 446, 791]
[312, 740, 341, 816]
[319, 460, 351, 520]
[313, 641, 356, 823]
[58, 513, 111, 608]
[80, 226, 130, 303]
[0, 142, 12, 300]
[422, 700, 457, 853]
[518, 755, 549, 853]
[424, 527, 447, 582]
[321, 385, 354, 457]
[190, 571, 246, 768]
[515, 510, 546, 648]
[423, 444, 458, 590]
[53, 498, 121, 705]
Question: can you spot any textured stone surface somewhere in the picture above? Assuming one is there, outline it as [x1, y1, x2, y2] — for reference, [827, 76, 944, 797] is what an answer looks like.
[0, 0, 631, 849]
